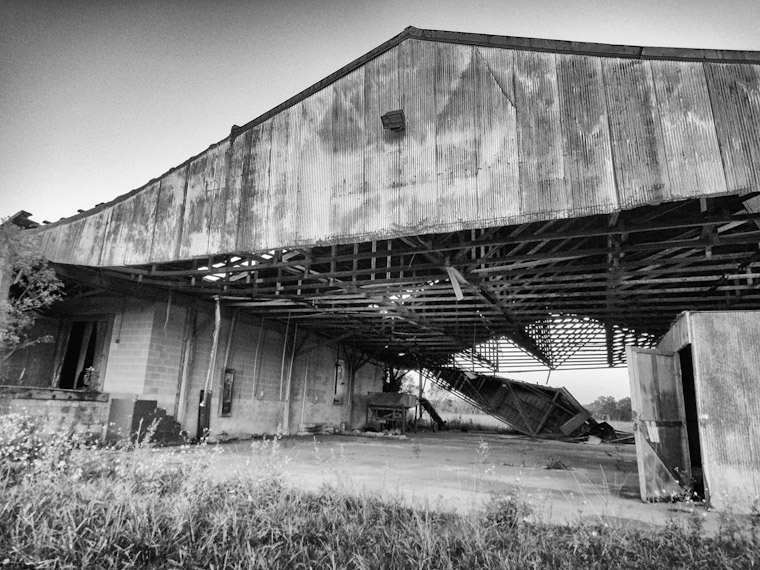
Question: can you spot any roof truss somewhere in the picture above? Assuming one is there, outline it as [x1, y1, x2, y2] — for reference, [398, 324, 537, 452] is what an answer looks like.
[55, 194, 760, 372]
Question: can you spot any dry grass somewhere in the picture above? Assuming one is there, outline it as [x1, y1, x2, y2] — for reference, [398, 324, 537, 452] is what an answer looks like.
[2, 413, 759, 569]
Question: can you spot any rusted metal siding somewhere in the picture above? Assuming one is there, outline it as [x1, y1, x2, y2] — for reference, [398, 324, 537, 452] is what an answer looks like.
[34, 38, 760, 266]
[557, 54, 616, 213]
[514, 50, 570, 218]
[398, 39, 437, 230]
[476, 47, 519, 221]
[150, 167, 187, 262]
[688, 312, 760, 513]
[364, 48, 401, 234]
[650, 61, 726, 200]
[704, 63, 760, 195]
[603, 58, 669, 207]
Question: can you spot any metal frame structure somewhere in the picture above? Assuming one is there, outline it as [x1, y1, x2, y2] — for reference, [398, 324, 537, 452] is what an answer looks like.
[54, 193, 760, 373]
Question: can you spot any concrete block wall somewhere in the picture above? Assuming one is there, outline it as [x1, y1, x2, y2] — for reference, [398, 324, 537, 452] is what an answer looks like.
[180, 308, 220, 438]
[0, 390, 110, 440]
[287, 341, 343, 429]
[178, 309, 384, 438]
[350, 363, 385, 427]
[101, 300, 155, 397]
[143, 302, 187, 411]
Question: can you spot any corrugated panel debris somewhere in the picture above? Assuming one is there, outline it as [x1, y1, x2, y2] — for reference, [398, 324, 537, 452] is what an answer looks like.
[33, 38, 760, 267]
[432, 367, 596, 437]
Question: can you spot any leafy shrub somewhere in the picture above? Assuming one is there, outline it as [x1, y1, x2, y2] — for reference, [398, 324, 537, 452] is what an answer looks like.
[0, 412, 83, 483]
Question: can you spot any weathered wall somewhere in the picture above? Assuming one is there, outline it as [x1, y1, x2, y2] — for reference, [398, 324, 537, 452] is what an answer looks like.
[101, 300, 155, 398]
[0, 387, 109, 439]
[0, 290, 387, 438]
[34, 38, 760, 267]
[658, 311, 760, 513]
[142, 301, 188, 412]
[689, 312, 760, 513]
[655, 312, 691, 353]
[180, 309, 384, 439]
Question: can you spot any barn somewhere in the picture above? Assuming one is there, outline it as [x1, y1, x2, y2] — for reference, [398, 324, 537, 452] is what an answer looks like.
[2, 27, 759, 508]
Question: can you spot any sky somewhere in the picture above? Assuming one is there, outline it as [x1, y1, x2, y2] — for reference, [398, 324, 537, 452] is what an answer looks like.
[2, 0, 759, 402]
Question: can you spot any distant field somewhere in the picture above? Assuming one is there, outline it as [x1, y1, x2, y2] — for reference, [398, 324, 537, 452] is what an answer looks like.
[605, 420, 634, 433]
[437, 412, 510, 430]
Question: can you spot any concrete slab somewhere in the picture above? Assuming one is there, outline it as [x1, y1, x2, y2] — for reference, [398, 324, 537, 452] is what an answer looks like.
[200, 430, 730, 531]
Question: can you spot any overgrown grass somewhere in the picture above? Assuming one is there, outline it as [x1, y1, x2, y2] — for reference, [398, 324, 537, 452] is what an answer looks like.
[1, 413, 759, 569]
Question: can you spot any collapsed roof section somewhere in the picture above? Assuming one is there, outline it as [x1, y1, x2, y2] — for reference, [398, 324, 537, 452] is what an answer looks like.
[429, 367, 597, 438]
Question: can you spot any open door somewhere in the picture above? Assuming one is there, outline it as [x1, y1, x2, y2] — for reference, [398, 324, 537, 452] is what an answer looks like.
[626, 347, 692, 502]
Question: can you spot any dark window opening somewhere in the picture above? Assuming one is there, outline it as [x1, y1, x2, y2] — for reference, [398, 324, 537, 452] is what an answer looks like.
[679, 345, 704, 500]
[59, 321, 100, 389]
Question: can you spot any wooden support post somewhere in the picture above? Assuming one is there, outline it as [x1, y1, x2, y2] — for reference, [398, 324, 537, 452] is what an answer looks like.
[371, 241, 377, 280]
[300, 356, 310, 428]
[386, 240, 392, 280]
[218, 309, 239, 415]
[201, 296, 222, 412]
[279, 315, 291, 401]
[282, 324, 298, 435]
[251, 317, 265, 399]
[174, 306, 196, 423]
[352, 243, 358, 284]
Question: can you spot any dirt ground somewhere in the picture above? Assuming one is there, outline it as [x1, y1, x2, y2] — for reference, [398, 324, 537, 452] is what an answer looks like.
[200, 429, 733, 531]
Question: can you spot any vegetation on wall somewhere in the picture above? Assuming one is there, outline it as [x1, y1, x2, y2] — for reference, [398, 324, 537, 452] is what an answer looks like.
[0, 223, 64, 362]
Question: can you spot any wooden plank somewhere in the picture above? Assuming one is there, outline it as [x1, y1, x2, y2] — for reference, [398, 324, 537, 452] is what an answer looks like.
[627, 347, 691, 502]
[559, 410, 591, 435]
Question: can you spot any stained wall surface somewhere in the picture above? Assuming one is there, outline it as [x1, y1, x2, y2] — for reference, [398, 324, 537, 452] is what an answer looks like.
[178, 307, 384, 439]
[658, 311, 760, 513]
[33, 38, 760, 267]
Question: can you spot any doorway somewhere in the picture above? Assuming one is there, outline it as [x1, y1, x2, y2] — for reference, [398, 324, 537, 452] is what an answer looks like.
[56, 319, 111, 390]
[678, 345, 705, 499]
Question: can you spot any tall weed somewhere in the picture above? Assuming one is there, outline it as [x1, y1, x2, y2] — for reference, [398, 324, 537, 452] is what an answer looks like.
[1, 413, 759, 569]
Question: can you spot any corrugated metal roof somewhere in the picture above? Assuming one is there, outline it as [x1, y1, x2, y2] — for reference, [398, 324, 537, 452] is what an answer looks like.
[30, 29, 760, 268]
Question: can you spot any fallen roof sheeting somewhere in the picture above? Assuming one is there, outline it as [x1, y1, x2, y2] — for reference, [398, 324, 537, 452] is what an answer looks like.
[430, 367, 597, 437]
